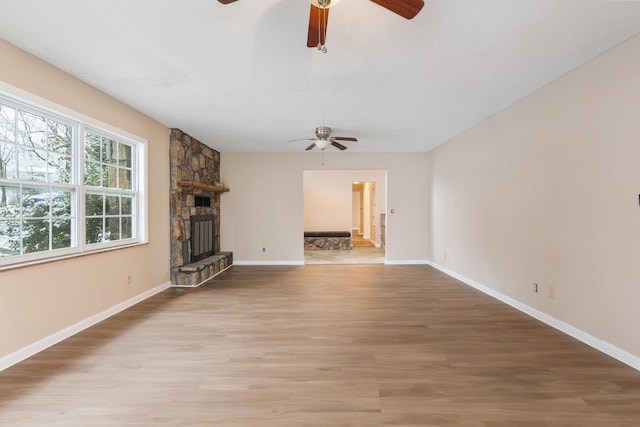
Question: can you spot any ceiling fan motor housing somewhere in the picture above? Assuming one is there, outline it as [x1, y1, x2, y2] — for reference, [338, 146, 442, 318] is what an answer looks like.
[315, 126, 332, 139]
[316, 0, 332, 8]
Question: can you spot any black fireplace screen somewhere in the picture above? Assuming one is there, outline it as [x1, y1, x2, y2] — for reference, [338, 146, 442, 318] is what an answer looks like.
[190, 215, 216, 262]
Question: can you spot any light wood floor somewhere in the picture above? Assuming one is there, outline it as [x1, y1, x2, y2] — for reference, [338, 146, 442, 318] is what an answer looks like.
[2, 265, 640, 426]
[352, 233, 376, 247]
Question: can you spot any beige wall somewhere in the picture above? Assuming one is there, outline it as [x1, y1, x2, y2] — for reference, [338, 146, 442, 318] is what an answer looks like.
[430, 34, 640, 360]
[0, 39, 170, 360]
[220, 152, 430, 263]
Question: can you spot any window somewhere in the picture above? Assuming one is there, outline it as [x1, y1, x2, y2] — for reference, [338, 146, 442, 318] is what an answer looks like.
[83, 132, 136, 245]
[0, 91, 145, 268]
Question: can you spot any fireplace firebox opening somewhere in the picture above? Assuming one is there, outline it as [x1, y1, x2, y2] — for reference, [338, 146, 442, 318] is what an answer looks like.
[190, 215, 216, 262]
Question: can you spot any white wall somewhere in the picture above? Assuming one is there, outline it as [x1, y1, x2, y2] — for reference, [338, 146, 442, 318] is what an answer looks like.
[363, 182, 372, 239]
[303, 170, 386, 245]
[430, 34, 640, 364]
[352, 191, 360, 230]
[220, 153, 430, 264]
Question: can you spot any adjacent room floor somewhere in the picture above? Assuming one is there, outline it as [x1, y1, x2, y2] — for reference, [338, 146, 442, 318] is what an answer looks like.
[1, 265, 640, 426]
[304, 246, 385, 264]
[304, 233, 385, 264]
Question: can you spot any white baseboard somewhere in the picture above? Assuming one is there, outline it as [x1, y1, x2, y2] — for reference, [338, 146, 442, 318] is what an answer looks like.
[233, 260, 305, 266]
[385, 259, 430, 265]
[235, 260, 430, 266]
[0, 281, 171, 372]
[429, 262, 640, 372]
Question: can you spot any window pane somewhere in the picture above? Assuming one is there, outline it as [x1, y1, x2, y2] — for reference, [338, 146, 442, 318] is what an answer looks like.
[121, 196, 132, 215]
[119, 169, 132, 190]
[121, 217, 132, 239]
[52, 218, 72, 249]
[85, 193, 104, 216]
[0, 220, 20, 257]
[86, 217, 103, 244]
[48, 153, 72, 184]
[119, 143, 132, 167]
[85, 133, 102, 162]
[17, 111, 47, 149]
[22, 187, 51, 218]
[0, 142, 17, 179]
[103, 138, 118, 165]
[0, 185, 20, 215]
[105, 165, 117, 188]
[106, 195, 119, 215]
[22, 218, 50, 253]
[84, 161, 102, 186]
[18, 146, 48, 181]
[52, 191, 72, 217]
[105, 217, 120, 241]
[0, 104, 16, 143]
[48, 121, 72, 155]
[101, 164, 109, 187]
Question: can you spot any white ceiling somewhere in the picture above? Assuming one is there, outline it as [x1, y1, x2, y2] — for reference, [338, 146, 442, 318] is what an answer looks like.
[1, 0, 640, 153]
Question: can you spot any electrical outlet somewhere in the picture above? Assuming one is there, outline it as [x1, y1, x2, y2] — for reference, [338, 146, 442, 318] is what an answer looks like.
[548, 285, 555, 299]
[127, 275, 132, 285]
[262, 247, 266, 252]
[533, 283, 538, 293]
[444, 252, 447, 259]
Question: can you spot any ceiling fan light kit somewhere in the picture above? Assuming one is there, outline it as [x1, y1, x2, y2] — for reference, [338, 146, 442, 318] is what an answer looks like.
[218, 0, 424, 53]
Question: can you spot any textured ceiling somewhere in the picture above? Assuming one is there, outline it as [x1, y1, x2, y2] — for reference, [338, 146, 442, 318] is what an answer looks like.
[1, 0, 640, 152]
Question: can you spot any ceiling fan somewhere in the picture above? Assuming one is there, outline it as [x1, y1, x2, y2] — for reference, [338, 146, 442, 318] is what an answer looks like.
[290, 126, 358, 151]
[217, 0, 425, 52]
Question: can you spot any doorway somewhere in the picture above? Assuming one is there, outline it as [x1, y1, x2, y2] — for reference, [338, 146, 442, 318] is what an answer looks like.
[351, 181, 376, 247]
[303, 170, 386, 264]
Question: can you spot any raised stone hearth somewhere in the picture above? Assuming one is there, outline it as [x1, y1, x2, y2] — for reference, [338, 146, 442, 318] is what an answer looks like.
[304, 232, 353, 250]
[175, 252, 233, 287]
[170, 129, 232, 287]
[304, 237, 352, 250]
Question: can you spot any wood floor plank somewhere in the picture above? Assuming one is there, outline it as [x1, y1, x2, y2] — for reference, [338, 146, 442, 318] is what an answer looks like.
[1, 265, 640, 426]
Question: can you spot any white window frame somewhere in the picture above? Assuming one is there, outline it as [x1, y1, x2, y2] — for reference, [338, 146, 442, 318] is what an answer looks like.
[0, 82, 148, 270]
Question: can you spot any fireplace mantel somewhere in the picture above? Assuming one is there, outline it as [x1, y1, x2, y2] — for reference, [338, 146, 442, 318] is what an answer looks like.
[177, 181, 229, 194]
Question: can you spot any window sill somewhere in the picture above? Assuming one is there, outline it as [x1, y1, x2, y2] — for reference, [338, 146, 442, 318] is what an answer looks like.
[0, 241, 149, 273]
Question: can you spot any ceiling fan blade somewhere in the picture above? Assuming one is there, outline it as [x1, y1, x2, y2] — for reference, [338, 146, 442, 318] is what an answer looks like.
[307, 5, 329, 48]
[331, 141, 347, 151]
[305, 143, 317, 151]
[217, 0, 239, 4]
[332, 136, 358, 142]
[370, 0, 424, 19]
[288, 138, 316, 142]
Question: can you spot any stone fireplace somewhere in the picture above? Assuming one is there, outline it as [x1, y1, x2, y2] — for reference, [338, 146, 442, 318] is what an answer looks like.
[170, 129, 232, 286]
